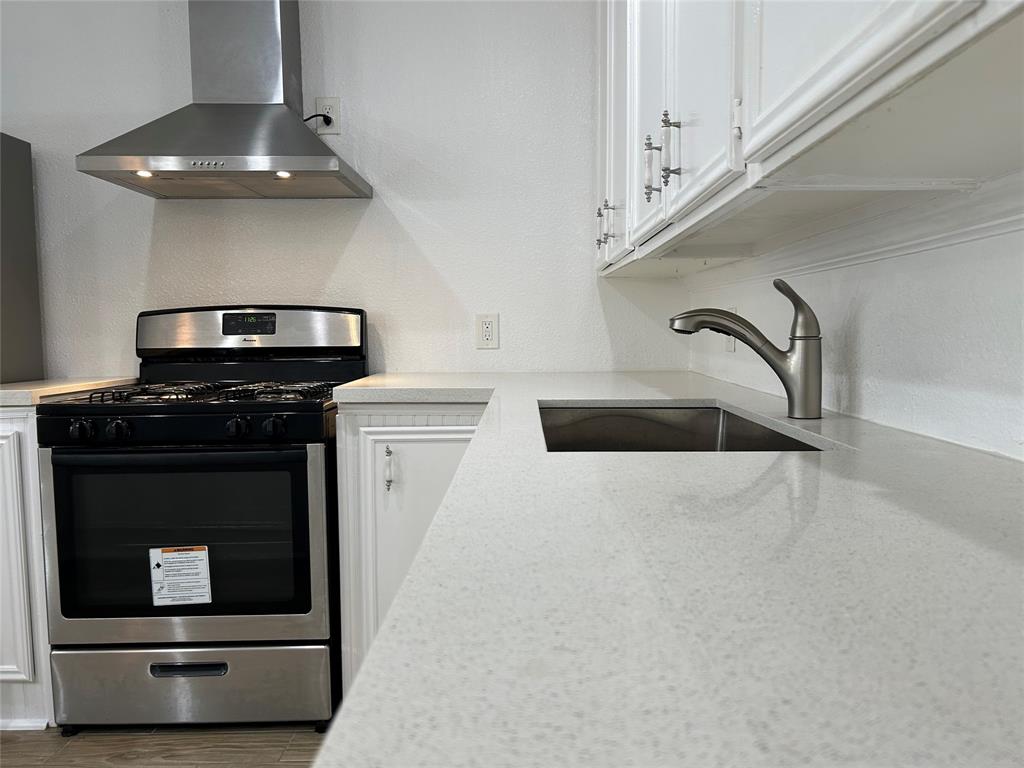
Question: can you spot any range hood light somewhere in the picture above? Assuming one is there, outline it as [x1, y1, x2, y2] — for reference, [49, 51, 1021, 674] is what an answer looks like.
[135, 170, 153, 178]
[275, 171, 292, 179]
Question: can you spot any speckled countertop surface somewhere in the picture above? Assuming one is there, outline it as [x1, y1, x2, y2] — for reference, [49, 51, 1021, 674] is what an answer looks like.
[324, 372, 1023, 767]
[0, 376, 137, 406]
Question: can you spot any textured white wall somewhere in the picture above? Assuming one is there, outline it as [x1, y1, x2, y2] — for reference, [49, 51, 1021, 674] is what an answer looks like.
[682, 180, 1024, 459]
[0, 0, 690, 377]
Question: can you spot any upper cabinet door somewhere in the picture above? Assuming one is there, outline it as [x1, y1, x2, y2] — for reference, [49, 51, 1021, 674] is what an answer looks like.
[742, 0, 980, 162]
[663, 0, 743, 220]
[599, 0, 633, 264]
[627, 0, 670, 245]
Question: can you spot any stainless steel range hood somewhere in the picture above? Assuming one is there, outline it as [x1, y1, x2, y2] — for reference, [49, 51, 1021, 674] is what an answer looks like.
[76, 0, 372, 200]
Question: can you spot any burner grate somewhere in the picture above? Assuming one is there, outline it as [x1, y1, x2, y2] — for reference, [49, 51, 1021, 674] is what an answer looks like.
[87, 383, 227, 404]
[78, 381, 335, 406]
[218, 382, 335, 403]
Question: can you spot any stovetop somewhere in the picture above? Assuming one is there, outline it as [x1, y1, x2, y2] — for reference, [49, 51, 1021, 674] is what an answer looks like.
[49, 381, 338, 407]
[36, 381, 341, 447]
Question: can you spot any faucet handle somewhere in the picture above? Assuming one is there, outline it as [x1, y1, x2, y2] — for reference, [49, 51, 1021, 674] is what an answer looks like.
[773, 279, 821, 339]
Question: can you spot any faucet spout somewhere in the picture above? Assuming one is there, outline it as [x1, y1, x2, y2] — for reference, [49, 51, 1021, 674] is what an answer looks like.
[669, 279, 822, 419]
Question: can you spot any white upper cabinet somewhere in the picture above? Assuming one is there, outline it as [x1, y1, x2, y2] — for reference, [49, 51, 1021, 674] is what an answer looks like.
[627, 0, 670, 244]
[741, 0, 980, 163]
[596, 0, 1023, 277]
[663, 0, 743, 219]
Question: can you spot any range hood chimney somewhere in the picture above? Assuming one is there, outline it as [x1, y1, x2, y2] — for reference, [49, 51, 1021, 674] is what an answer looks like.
[76, 0, 372, 200]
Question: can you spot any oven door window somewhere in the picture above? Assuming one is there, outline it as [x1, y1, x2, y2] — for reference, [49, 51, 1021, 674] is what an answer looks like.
[51, 449, 312, 618]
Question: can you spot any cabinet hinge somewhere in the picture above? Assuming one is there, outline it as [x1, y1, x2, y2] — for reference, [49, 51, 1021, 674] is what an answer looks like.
[731, 98, 743, 141]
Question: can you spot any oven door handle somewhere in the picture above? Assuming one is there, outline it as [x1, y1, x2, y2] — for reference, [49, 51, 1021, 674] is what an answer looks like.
[51, 450, 307, 467]
[149, 661, 229, 678]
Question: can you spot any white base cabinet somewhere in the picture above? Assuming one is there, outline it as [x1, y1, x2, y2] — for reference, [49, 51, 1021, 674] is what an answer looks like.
[336, 403, 484, 693]
[0, 408, 53, 729]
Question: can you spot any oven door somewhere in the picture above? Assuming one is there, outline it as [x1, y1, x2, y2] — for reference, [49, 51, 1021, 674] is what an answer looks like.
[40, 444, 328, 645]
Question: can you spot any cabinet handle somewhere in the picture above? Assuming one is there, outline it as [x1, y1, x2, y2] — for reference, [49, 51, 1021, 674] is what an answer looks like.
[596, 199, 616, 249]
[660, 111, 687, 186]
[643, 135, 662, 202]
[384, 444, 394, 492]
[601, 199, 616, 244]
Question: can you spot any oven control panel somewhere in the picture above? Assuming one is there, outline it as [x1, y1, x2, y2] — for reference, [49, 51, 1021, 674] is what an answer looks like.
[37, 413, 329, 447]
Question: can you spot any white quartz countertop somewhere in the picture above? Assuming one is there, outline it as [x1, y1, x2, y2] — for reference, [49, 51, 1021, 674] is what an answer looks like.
[0, 376, 137, 406]
[323, 372, 1023, 767]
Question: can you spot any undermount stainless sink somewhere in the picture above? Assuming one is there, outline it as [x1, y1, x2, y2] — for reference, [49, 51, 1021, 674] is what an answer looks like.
[539, 406, 821, 452]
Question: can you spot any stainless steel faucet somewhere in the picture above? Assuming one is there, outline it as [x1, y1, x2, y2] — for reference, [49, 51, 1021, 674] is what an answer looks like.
[669, 279, 822, 419]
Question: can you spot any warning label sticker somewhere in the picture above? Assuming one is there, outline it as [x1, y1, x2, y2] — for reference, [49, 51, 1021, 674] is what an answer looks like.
[149, 546, 212, 606]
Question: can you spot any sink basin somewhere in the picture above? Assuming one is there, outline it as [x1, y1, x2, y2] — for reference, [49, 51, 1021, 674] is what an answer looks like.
[539, 406, 820, 452]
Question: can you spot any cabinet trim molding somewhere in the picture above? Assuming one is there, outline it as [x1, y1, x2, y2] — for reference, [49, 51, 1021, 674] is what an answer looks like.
[0, 430, 35, 683]
[681, 171, 1023, 291]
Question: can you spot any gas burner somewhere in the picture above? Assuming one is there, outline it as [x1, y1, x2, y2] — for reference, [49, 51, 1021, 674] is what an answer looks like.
[255, 383, 335, 402]
[87, 382, 227, 404]
[218, 382, 335, 403]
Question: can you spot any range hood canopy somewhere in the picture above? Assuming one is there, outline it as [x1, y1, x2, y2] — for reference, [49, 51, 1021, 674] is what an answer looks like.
[76, 0, 371, 200]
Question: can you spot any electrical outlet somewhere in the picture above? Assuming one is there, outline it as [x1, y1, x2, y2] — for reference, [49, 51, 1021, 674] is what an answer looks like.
[726, 308, 737, 352]
[315, 97, 340, 135]
[475, 314, 499, 350]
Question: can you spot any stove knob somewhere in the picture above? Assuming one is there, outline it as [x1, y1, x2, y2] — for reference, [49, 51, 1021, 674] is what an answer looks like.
[261, 416, 287, 438]
[226, 416, 251, 438]
[105, 419, 132, 440]
[68, 419, 96, 441]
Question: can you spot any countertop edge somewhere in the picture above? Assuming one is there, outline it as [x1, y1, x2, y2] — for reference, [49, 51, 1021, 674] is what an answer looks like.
[0, 377, 138, 407]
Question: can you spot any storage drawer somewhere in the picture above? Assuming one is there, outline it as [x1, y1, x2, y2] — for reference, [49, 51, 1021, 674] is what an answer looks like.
[51, 645, 330, 724]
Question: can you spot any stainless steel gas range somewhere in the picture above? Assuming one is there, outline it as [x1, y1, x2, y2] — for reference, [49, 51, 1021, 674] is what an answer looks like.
[36, 306, 367, 734]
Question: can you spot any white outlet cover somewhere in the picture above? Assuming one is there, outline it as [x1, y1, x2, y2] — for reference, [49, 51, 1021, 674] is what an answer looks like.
[314, 97, 340, 135]
[475, 314, 499, 350]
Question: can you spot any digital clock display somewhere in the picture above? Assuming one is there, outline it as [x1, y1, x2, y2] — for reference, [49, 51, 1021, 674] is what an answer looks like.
[222, 312, 276, 336]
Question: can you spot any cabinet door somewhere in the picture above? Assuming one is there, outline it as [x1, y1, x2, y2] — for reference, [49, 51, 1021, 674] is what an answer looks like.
[627, 0, 669, 245]
[0, 412, 53, 727]
[337, 405, 483, 693]
[370, 428, 473, 624]
[0, 428, 34, 685]
[598, 0, 633, 264]
[663, 0, 743, 219]
[742, 0, 979, 161]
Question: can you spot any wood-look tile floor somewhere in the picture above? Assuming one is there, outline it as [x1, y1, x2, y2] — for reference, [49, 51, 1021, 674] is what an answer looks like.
[0, 725, 324, 767]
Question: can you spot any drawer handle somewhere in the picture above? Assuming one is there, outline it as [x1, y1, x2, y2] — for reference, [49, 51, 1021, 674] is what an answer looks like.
[150, 662, 228, 678]
[384, 444, 394, 492]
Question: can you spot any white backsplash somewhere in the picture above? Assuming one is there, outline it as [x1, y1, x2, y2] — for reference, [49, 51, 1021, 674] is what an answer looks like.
[682, 176, 1024, 459]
